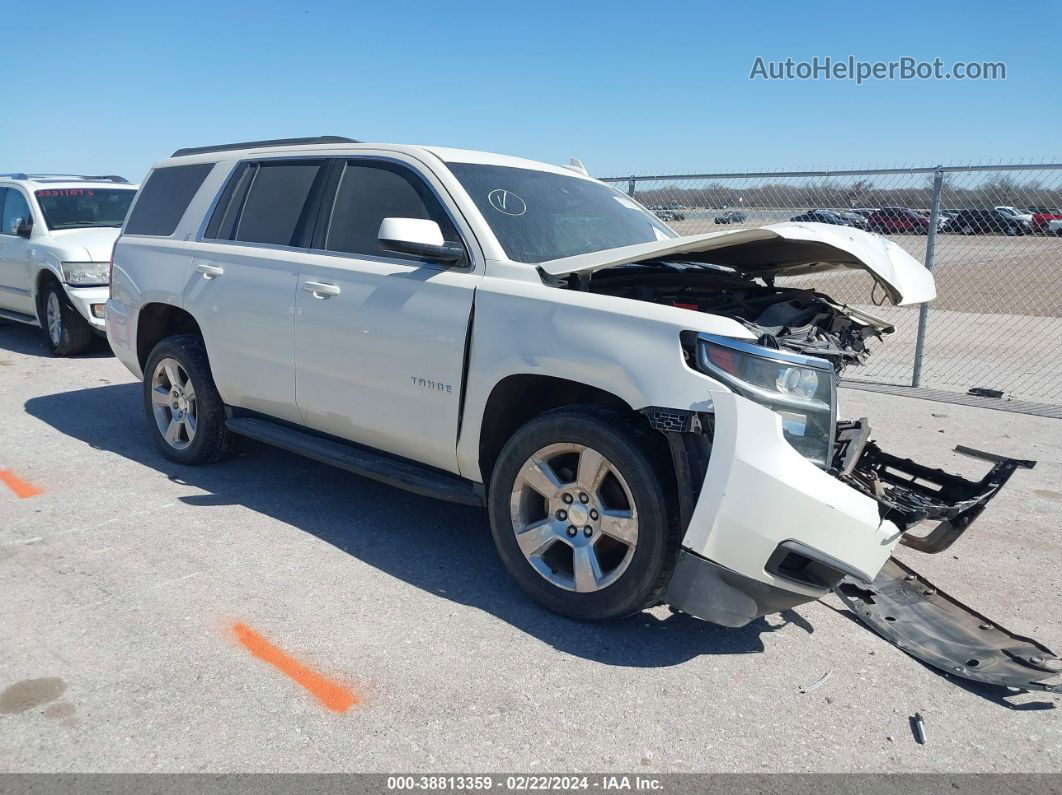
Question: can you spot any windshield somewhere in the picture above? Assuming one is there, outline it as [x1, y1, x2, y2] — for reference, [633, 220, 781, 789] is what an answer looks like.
[35, 188, 136, 230]
[447, 163, 675, 263]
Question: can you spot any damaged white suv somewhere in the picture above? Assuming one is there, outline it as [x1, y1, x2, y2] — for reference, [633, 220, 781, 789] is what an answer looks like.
[108, 137, 1058, 691]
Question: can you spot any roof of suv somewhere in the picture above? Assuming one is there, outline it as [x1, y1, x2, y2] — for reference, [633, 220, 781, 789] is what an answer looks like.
[0, 173, 133, 187]
[159, 141, 593, 180]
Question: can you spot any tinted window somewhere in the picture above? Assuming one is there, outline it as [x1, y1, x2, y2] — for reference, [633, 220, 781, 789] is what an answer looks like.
[233, 161, 323, 246]
[204, 163, 255, 240]
[125, 163, 214, 236]
[324, 161, 459, 258]
[1, 188, 31, 235]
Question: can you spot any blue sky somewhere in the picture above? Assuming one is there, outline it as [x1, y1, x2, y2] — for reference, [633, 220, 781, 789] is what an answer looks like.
[2, 1, 1057, 182]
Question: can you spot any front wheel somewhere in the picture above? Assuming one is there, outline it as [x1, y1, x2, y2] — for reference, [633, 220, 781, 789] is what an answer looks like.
[488, 407, 679, 621]
[38, 281, 94, 356]
[143, 334, 236, 465]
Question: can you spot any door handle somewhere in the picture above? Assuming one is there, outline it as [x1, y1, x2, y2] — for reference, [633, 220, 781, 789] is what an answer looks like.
[304, 281, 340, 299]
[196, 263, 224, 279]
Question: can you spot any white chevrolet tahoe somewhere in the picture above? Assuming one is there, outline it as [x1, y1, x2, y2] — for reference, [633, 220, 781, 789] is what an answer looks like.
[107, 137, 1058, 689]
[0, 174, 138, 354]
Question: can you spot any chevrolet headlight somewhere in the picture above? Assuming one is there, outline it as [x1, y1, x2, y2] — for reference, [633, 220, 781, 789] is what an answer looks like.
[61, 261, 109, 287]
[696, 333, 837, 467]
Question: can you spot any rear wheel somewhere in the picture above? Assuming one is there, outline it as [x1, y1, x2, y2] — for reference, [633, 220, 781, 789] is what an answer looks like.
[143, 334, 236, 465]
[38, 281, 94, 356]
[488, 407, 678, 620]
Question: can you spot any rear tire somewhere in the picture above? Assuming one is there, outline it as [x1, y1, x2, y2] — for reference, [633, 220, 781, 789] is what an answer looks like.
[38, 281, 94, 356]
[143, 334, 236, 465]
[487, 406, 679, 621]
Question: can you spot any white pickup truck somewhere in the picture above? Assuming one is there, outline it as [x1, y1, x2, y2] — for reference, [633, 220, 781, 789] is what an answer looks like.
[107, 137, 1058, 691]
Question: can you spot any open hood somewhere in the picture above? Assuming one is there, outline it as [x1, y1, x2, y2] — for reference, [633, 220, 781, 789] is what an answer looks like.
[538, 222, 936, 306]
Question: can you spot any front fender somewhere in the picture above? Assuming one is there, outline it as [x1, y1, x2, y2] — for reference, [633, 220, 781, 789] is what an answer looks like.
[455, 276, 747, 480]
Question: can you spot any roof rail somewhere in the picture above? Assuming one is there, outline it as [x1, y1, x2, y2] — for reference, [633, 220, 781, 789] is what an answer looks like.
[171, 136, 360, 158]
[0, 173, 129, 183]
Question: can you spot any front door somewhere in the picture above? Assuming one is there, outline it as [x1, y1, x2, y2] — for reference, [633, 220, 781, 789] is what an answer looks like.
[0, 188, 36, 315]
[294, 158, 480, 473]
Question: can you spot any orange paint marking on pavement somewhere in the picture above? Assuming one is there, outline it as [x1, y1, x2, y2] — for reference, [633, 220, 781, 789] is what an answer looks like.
[230, 622, 357, 713]
[0, 470, 45, 499]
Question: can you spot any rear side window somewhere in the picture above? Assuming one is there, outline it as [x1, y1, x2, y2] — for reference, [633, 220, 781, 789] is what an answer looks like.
[324, 161, 460, 258]
[205, 160, 323, 247]
[125, 163, 214, 236]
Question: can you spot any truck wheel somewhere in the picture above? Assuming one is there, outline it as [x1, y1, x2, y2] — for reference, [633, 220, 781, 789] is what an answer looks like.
[488, 406, 679, 620]
[143, 334, 236, 465]
[38, 282, 94, 356]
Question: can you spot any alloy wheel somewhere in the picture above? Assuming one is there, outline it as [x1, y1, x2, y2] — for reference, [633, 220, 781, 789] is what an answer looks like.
[508, 442, 639, 593]
[150, 357, 198, 450]
[46, 292, 62, 346]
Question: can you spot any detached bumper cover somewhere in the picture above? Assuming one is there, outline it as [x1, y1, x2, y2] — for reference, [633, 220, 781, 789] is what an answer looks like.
[837, 420, 1036, 553]
[838, 557, 1062, 692]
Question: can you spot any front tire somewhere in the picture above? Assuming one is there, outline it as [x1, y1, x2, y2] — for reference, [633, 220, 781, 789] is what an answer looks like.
[38, 281, 94, 356]
[143, 334, 236, 465]
[488, 407, 679, 621]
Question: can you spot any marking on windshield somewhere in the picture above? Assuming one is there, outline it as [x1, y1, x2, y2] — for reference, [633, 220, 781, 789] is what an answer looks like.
[488, 189, 527, 216]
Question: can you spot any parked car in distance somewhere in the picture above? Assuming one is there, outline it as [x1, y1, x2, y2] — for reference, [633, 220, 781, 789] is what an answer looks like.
[948, 207, 1030, 235]
[649, 204, 686, 222]
[714, 210, 747, 224]
[107, 136, 1039, 671]
[1045, 218, 1062, 236]
[0, 173, 137, 354]
[837, 211, 871, 230]
[864, 207, 930, 234]
[1031, 209, 1062, 234]
[995, 205, 1034, 226]
[789, 209, 848, 226]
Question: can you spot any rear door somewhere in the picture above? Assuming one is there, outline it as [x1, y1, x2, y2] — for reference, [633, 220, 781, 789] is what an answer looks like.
[293, 156, 481, 473]
[186, 159, 329, 424]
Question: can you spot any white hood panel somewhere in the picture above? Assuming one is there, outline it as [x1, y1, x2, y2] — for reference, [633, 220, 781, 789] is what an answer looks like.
[539, 222, 936, 306]
[45, 227, 122, 263]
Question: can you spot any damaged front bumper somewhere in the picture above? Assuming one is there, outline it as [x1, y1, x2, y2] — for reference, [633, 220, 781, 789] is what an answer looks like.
[834, 419, 1036, 554]
[661, 398, 1059, 688]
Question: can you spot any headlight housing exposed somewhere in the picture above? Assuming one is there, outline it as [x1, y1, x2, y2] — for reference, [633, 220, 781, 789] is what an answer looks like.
[695, 333, 837, 467]
[61, 261, 110, 287]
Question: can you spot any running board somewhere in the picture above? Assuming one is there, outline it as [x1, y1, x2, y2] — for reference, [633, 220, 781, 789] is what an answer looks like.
[226, 417, 484, 507]
[0, 308, 39, 326]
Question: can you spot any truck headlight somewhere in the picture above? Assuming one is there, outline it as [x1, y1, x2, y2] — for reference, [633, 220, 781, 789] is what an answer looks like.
[61, 261, 109, 287]
[695, 333, 837, 467]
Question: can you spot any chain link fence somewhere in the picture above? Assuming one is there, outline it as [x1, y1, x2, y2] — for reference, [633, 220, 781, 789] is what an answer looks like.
[600, 164, 1062, 406]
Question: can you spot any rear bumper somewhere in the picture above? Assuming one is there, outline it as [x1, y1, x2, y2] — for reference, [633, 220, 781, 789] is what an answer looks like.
[65, 285, 109, 331]
[105, 296, 142, 378]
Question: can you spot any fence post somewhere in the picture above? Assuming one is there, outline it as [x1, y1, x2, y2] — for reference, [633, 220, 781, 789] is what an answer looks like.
[911, 167, 944, 387]
[627, 176, 636, 197]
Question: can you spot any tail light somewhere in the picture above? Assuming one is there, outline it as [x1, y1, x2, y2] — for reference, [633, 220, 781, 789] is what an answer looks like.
[108, 238, 119, 290]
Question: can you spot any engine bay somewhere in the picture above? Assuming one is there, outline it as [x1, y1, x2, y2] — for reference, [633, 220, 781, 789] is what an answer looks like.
[580, 263, 895, 372]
